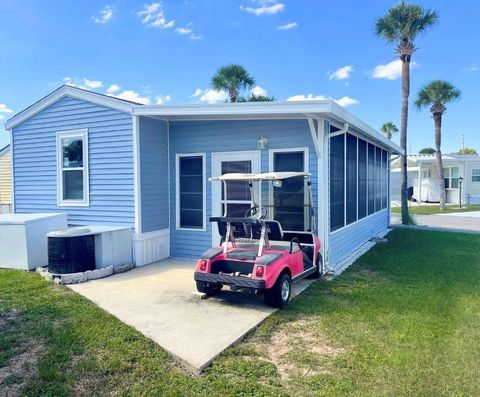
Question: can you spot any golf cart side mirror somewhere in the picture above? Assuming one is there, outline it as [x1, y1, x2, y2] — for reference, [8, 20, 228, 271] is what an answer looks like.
[272, 180, 282, 188]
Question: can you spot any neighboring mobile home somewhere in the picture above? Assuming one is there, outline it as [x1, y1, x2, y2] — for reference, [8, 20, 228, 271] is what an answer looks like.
[5, 85, 402, 273]
[0, 144, 12, 213]
[391, 154, 480, 205]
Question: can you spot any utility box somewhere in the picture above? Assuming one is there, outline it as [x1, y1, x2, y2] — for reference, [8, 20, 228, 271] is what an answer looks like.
[0, 213, 68, 270]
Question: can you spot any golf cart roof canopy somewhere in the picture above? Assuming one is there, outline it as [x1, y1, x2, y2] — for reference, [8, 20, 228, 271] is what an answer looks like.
[210, 172, 310, 182]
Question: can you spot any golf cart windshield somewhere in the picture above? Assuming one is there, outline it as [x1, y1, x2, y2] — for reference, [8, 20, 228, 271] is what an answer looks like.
[209, 171, 315, 233]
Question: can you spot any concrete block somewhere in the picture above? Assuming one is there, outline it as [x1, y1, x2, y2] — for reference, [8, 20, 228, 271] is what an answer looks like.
[61, 272, 88, 285]
[113, 262, 134, 274]
[85, 266, 113, 281]
[191, 291, 207, 300]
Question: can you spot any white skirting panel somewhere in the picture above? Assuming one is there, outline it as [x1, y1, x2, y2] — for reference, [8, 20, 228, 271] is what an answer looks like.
[133, 229, 170, 267]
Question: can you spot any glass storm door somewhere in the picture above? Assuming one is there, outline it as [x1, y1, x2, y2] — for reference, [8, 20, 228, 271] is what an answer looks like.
[211, 151, 260, 245]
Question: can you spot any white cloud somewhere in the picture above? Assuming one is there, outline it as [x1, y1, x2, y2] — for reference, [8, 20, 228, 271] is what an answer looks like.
[82, 78, 103, 89]
[175, 23, 193, 35]
[329, 65, 354, 80]
[287, 93, 359, 107]
[189, 33, 203, 41]
[277, 22, 297, 30]
[335, 96, 359, 107]
[63, 77, 103, 90]
[155, 94, 171, 105]
[106, 84, 121, 94]
[240, 0, 285, 16]
[191, 88, 229, 103]
[0, 104, 13, 114]
[371, 60, 417, 80]
[250, 86, 268, 97]
[464, 65, 478, 72]
[92, 5, 114, 24]
[138, 2, 174, 29]
[111, 90, 151, 105]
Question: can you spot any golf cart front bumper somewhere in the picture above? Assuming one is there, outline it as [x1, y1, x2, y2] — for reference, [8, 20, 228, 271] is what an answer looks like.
[194, 272, 265, 290]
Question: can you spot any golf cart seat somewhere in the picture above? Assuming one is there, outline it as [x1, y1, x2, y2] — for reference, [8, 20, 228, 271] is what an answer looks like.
[227, 249, 259, 261]
[251, 220, 284, 241]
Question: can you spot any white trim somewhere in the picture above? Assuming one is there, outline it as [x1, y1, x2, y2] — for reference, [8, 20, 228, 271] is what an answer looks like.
[330, 208, 389, 237]
[6, 85, 134, 130]
[56, 129, 89, 207]
[175, 152, 207, 232]
[167, 121, 171, 230]
[133, 116, 142, 234]
[8, 129, 14, 212]
[268, 147, 310, 230]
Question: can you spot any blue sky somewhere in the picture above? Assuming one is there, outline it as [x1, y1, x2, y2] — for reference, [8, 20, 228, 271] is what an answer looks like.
[1, 0, 479, 152]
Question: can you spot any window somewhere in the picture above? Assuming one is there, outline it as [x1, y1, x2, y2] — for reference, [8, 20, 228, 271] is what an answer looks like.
[422, 169, 431, 178]
[357, 139, 367, 219]
[375, 147, 382, 211]
[272, 150, 306, 230]
[381, 150, 388, 209]
[473, 169, 480, 183]
[57, 130, 89, 206]
[444, 166, 459, 189]
[330, 134, 345, 231]
[346, 134, 357, 225]
[177, 154, 205, 230]
[221, 160, 252, 218]
[367, 143, 375, 215]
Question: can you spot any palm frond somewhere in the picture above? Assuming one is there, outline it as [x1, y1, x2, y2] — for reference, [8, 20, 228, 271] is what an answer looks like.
[415, 80, 461, 110]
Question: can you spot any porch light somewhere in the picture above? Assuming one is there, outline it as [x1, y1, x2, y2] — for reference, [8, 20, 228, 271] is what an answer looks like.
[257, 136, 268, 150]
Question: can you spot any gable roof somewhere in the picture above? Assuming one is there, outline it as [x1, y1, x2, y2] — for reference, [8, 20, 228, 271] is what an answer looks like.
[5, 85, 140, 130]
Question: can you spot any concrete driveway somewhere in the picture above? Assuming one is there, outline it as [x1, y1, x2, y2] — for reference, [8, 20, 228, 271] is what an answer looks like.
[69, 259, 313, 372]
[391, 212, 480, 233]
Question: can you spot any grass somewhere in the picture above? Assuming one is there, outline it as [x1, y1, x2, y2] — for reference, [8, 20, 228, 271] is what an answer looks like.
[1, 229, 479, 396]
[391, 204, 480, 215]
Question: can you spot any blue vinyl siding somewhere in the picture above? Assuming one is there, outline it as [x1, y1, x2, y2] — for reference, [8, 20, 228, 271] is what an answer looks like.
[139, 117, 169, 232]
[169, 119, 317, 259]
[12, 96, 134, 227]
[328, 209, 389, 267]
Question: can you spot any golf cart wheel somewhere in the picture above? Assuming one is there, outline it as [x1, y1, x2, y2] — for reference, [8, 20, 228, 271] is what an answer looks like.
[308, 255, 322, 279]
[196, 281, 223, 296]
[265, 273, 292, 308]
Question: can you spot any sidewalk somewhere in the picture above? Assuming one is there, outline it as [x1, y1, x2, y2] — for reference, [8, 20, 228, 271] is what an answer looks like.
[390, 213, 480, 234]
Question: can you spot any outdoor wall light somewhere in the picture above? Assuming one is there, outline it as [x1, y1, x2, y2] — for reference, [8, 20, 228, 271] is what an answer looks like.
[459, 176, 464, 208]
[257, 136, 268, 150]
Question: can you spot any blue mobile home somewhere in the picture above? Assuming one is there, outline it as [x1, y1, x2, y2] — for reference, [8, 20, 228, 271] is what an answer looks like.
[5, 86, 402, 272]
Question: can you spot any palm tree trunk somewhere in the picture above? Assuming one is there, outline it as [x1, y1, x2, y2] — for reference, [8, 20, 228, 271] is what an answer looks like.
[434, 113, 446, 210]
[229, 87, 238, 103]
[400, 58, 410, 224]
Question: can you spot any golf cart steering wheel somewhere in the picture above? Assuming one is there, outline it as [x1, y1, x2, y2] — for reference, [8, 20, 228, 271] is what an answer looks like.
[245, 206, 267, 219]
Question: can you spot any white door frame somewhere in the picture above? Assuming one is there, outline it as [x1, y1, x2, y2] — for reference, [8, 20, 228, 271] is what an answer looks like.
[211, 150, 261, 246]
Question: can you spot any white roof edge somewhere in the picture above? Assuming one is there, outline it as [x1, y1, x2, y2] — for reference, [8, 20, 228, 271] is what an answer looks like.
[210, 172, 310, 181]
[5, 85, 136, 130]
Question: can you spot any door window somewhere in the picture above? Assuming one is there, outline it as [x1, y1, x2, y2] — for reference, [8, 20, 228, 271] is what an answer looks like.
[221, 160, 252, 218]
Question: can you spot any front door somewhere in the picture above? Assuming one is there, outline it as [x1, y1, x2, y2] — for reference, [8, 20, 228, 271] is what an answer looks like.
[211, 151, 261, 245]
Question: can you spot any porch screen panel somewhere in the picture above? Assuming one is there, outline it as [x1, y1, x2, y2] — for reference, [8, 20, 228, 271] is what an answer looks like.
[273, 151, 305, 231]
[381, 150, 388, 209]
[375, 147, 382, 210]
[346, 134, 357, 225]
[357, 139, 367, 219]
[330, 134, 345, 231]
[179, 156, 203, 228]
[367, 143, 375, 215]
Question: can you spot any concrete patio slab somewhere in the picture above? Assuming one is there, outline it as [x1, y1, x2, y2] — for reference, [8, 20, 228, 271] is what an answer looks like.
[69, 259, 314, 372]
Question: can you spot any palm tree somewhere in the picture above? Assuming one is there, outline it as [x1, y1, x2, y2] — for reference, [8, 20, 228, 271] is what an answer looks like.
[415, 80, 461, 210]
[211, 64, 255, 103]
[375, 1, 438, 224]
[238, 94, 275, 102]
[381, 122, 399, 140]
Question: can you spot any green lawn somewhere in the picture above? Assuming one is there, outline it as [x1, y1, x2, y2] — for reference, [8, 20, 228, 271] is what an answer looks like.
[391, 204, 480, 215]
[1, 229, 479, 396]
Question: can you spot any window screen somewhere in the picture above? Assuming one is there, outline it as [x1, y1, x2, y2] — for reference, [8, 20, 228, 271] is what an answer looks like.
[346, 134, 357, 225]
[179, 156, 204, 229]
[473, 169, 480, 183]
[381, 150, 388, 209]
[367, 143, 375, 215]
[59, 134, 86, 203]
[330, 134, 345, 231]
[375, 147, 382, 210]
[273, 151, 305, 230]
[357, 139, 367, 219]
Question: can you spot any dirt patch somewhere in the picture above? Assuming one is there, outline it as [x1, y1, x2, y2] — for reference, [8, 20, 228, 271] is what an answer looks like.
[0, 341, 44, 397]
[250, 319, 346, 382]
[0, 310, 19, 329]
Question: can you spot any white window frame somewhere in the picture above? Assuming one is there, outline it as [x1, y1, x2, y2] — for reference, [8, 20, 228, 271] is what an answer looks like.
[443, 166, 460, 190]
[56, 129, 89, 207]
[472, 168, 480, 183]
[268, 147, 309, 230]
[175, 153, 206, 231]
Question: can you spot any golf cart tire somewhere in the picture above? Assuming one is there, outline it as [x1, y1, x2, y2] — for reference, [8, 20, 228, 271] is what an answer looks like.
[196, 281, 223, 296]
[265, 272, 292, 308]
[307, 255, 322, 279]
